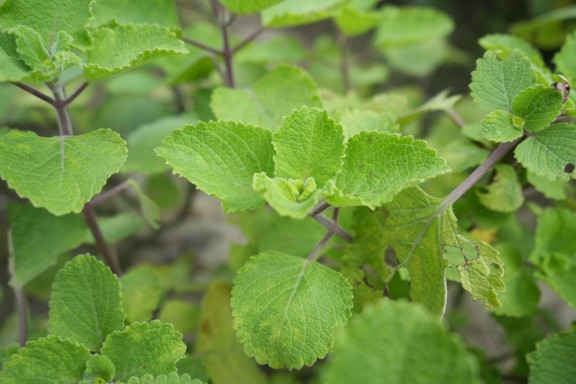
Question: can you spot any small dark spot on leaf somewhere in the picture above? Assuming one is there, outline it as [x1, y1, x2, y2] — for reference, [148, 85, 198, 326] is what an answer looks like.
[564, 163, 575, 173]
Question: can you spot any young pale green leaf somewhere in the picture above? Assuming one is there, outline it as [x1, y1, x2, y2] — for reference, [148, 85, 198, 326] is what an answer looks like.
[273, 107, 345, 185]
[479, 33, 545, 69]
[0, 30, 32, 82]
[375, 6, 454, 47]
[120, 373, 203, 384]
[514, 123, 576, 182]
[83, 354, 116, 383]
[334, 5, 380, 37]
[470, 50, 536, 110]
[326, 132, 449, 210]
[511, 86, 562, 132]
[381, 39, 447, 77]
[85, 23, 187, 81]
[480, 109, 523, 142]
[121, 265, 164, 323]
[220, 0, 286, 14]
[49, 255, 125, 351]
[211, 65, 322, 131]
[336, 109, 399, 139]
[196, 282, 267, 384]
[157, 121, 274, 212]
[0, 128, 127, 215]
[0, 336, 91, 384]
[92, 0, 180, 27]
[527, 327, 576, 384]
[127, 179, 161, 229]
[8, 204, 86, 286]
[231, 252, 353, 369]
[253, 174, 333, 219]
[262, 0, 346, 28]
[553, 31, 576, 87]
[0, 0, 92, 48]
[527, 171, 566, 200]
[323, 300, 481, 384]
[476, 164, 524, 212]
[101, 321, 186, 380]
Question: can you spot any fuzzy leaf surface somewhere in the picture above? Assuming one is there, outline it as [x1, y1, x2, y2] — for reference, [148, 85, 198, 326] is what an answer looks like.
[120, 265, 164, 322]
[120, 373, 202, 384]
[514, 123, 576, 182]
[273, 107, 345, 186]
[85, 23, 187, 81]
[101, 321, 186, 380]
[83, 354, 116, 383]
[0, 0, 92, 47]
[231, 252, 353, 369]
[480, 109, 523, 142]
[476, 164, 524, 212]
[527, 328, 576, 384]
[92, 0, 180, 27]
[0, 336, 91, 384]
[157, 121, 274, 212]
[512, 86, 562, 133]
[8, 204, 86, 285]
[49, 255, 125, 351]
[323, 300, 480, 384]
[327, 132, 449, 209]
[0, 129, 127, 215]
[262, 0, 346, 28]
[470, 50, 535, 110]
[0, 30, 30, 82]
[211, 65, 321, 131]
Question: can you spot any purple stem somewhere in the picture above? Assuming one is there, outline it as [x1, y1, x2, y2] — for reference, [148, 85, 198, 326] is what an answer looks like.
[83, 204, 123, 276]
[12, 82, 54, 104]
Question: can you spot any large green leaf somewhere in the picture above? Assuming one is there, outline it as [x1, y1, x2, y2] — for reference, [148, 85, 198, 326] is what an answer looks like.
[220, 0, 286, 14]
[514, 123, 576, 182]
[0, 129, 127, 215]
[92, 0, 180, 27]
[0, 0, 93, 48]
[511, 85, 562, 133]
[262, 0, 346, 28]
[211, 65, 321, 131]
[0, 336, 91, 384]
[85, 23, 187, 81]
[327, 132, 449, 209]
[157, 121, 274, 212]
[196, 282, 267, 384]
[470, 50, 536, 111]
[8, 204, 86, 286]
[323, 300, 481, 384]
[101, 321, 186, 380]
[231, 252, 353, 369]
[48, 255, 125, 351]
[527, 327, 576, 384]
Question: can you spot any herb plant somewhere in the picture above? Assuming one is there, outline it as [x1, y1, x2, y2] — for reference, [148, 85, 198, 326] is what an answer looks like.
[0, 0, 575, 383]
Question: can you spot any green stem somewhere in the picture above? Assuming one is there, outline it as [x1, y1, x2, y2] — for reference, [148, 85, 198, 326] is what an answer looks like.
[48, 83, 73, 136]
[14, 285, 27, 346]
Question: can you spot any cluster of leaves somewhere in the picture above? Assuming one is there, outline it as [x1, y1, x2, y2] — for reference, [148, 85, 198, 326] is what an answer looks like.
[1, 0, 576, 383]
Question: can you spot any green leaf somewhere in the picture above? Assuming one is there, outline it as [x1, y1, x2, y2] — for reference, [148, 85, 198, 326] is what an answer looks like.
[196, 282, 267, 384]
[48, 255, 125, 351]
[476, 164, 524, 212]
[323, 300, 481, 384]
[101, 321, 186, 380]
[527, 171, 566, 200]
[262, 0, 346, 28]
[83, 354, 116, 383]
[336, 109, 399, 139]
[273, 107, 345, 186]
[231, 252, 353, 369]
[252, 174, 333, 219]
[553, 31, 576, 87]
[511, 86, 562, 133]
[0, 30, 32, 82]
[470, 50, 536, 110]
[157, 121, 274, 212]
[327, 132, 449, 209]
[211, 65, 321, 131]
[85, 23, 187, 81]
[220, 0, 286, 14]
[375, 6, 454, 47]
[514, 123, 576, 182]
[0, 128, 127, 215]
[381, 39, 448, 77]
[0, 336, 91, 384]
[527, 327, 576, 384]
[127, 179, 161, 229]
[121, 265, 165, 323]
[479, 33, 545, 69]
[334, 5, 379, 37]
[0, 0, 93, 48]
[84, 212, 144, 245]
[120, 373, 203, 384]
[158, 299, 199, 334]
[92, 0, 180, 28]
[480, 109, 523, 142]
[8, 204, 86, 285]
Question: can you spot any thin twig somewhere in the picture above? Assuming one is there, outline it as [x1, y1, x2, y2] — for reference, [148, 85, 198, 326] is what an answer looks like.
[83, 204, 123, 276]
[307, 231, 335, 262]
[312, 214, 353, 242]
[232, 27, 264, 53]
[14, 285, 27, 346]
[48, 83, 73, 136]
[211, 0, 235, 87]
[309, 201, 331, 217]
[337, 29, 351, 93]
[64, 82, 89, 106]
[12, 82, 54, 105]
[182, 37, 222, 56]
[445, 107, 466, 129]
[89, 180, 130, 206]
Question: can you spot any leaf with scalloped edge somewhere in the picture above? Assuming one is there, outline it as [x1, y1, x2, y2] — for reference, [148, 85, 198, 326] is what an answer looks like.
[101, 321, 186, 380]
[231, 252, 353, 369]
[527, 327, 576, 384]
[120, 265, 164, 323]
[157, 121, 274, 212]
[0, 336, 91, 384]
[83, 354, 116, 383]
[323, 300, 481, 384]
[476, 164, 524, 212]
[470, 50, 536, 111]
[480, 109, 523, 142]
[0, 128, 127, 216]
[211, 65, 322, 131]
[336, 109, 399, 140]
[119, 373, 203, 384]
[514, 123, 576, 182]
[262, 0, 346, 28]
[85, 23, 187, 81]
[327, 132, 449, 209]
[512, 85, 562, 133]
[0, 30, 32, 82]
[49, 255, 125, 351]
[0, 0, 93, 48]
[220, 0, 286, 14]
[479, 33, 546, 69]
[92, 0, 180, 28]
